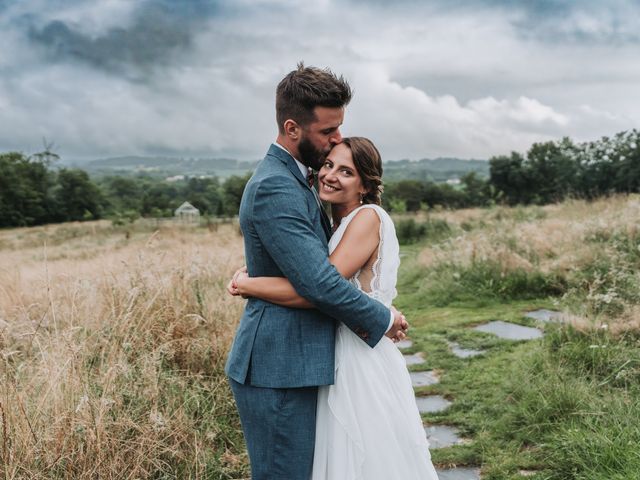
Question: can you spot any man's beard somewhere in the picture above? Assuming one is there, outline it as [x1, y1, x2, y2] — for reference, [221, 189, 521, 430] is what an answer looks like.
[298, 136, 328, 170]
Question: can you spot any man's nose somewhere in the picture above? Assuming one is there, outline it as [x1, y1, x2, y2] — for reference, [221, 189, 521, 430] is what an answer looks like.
[330, 129, 343, 145]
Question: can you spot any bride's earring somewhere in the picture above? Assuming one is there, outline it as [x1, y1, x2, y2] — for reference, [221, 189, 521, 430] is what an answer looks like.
[359, 193, 364, 205]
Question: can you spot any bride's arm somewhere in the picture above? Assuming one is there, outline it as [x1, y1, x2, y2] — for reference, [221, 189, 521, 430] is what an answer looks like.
[232, 208, 381, 308]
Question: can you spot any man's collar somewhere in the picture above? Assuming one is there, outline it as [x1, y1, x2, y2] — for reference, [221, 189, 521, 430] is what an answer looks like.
[273, 142, 308, 177]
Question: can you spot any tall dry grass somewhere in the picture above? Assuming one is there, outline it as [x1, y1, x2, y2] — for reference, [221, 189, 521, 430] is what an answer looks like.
[0, 221, 248, 479]
[415, 194, 640, 333]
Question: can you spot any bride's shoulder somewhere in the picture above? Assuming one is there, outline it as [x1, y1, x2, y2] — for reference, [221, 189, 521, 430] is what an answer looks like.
[347, 205, 381, 229]
[342, 205, 395, 235]
[354, 204, 392, 224]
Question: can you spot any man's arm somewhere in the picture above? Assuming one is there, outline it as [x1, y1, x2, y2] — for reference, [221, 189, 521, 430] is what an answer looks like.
[250, 174, 390, 347]
[234, 209, 379, 305]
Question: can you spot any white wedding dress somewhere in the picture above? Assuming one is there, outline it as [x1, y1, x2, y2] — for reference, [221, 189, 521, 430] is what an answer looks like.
[312, 204, 439, 480]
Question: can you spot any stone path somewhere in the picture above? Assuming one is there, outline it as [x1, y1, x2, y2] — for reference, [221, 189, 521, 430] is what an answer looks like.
[404, 352, 425, 365]
[416, 395, 452, 413]
[424, 425, 464, 448]
[401, 309, 560, 478]
[410, 370, 440, 387]
[473, 320, 543, 340]
[396, 338, 413, 349]
[448, 341, 484, 358]
[435, 467, 482, 479]
[525, 308, 564, 323]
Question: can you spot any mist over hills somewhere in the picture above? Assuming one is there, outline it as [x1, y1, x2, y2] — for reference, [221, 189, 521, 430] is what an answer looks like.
[383, 157, 489, 182]
[72, 154, 489, 182]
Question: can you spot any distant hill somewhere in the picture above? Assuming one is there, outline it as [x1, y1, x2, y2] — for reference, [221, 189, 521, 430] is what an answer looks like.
[84, 156, 259, 178]
[383, 157, 489, 182]
[80, 154, 488, 183]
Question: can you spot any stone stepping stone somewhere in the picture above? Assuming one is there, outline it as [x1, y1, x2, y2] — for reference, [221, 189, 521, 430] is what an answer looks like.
[424, 425, 463, 449]
[410, 371, 439, 387]
[525, 309, 563, 323]
[435, 467, 482, 480]
[473, 321, 543, 341]
[404, 352, 425, 366]
[416, 395, 452, 413]
[448, 341, 484, 358]
[396, 339, 413, 349]
[519, 471, 538, 477]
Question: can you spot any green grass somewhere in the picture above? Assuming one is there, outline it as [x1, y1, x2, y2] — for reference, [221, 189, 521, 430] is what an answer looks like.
[397, 248, 640, 479]
[400, 260, 567, 309]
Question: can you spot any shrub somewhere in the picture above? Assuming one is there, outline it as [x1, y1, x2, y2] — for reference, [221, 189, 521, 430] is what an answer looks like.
[419, 260, 567, 307]
[395, 218, 452, 245]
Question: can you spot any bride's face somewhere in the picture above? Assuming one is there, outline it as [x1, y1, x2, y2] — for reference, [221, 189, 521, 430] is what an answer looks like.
[317, 143, 366, 206]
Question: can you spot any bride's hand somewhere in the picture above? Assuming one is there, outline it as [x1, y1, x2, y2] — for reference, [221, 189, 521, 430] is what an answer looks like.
[234, 271, 250, 298]
[227, 266, 248, 297]
[386, 306, 409, 342]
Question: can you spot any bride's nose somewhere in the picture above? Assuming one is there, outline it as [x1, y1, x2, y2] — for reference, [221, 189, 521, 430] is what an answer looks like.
[324, 170, 338, 183]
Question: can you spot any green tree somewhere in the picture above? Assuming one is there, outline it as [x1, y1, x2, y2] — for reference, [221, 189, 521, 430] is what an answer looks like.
[460, 172, 490, 207]
[54, 169, 105, 221]
[526, 140, 579, 204]
[0, 152, 55, 227]
[489, 152, 531, 205]
[384, 180, 425, 212]
[184, 177, 223, 215]
[102, 176, 144, 213]
[141, 182, 179, 216]
[222, 173, 251, 216]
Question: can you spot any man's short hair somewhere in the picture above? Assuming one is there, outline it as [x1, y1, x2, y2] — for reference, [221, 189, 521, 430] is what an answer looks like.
[276, 62, 352, 134]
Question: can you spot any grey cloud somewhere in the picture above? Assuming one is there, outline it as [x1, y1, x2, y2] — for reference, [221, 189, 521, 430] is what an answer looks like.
[0, 0, 638, 161]
[350, 0, 640, 44]
[25, 1, 217, 78]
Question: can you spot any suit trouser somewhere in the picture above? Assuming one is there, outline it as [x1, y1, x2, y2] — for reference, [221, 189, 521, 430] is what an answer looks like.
[229, 377, 318, 480]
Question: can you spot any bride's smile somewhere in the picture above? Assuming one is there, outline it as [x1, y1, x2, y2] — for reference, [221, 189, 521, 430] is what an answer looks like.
[318, 143, 366, 214]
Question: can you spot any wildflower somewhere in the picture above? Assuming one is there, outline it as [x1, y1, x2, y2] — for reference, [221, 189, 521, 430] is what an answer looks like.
[149, 410, 167, 432]
[75, 394, 89, 414]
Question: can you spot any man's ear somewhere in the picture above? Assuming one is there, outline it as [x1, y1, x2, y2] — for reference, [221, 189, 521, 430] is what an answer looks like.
[284, 119, 301, 140]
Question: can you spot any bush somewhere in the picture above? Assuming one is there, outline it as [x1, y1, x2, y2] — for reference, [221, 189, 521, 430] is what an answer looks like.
[395, 217, 452, 245]
[563, 227, 640, 317]
[418, 260, 567, 307]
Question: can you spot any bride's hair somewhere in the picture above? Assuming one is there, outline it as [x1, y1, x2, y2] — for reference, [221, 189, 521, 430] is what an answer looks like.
[341, 137, 383, 206]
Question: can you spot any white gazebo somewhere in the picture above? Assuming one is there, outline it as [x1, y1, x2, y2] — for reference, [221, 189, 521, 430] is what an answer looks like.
[174, 201, 200, 223]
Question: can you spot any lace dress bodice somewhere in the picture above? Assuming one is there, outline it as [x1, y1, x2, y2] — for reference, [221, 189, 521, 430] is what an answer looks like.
[328, 205, 400, 308]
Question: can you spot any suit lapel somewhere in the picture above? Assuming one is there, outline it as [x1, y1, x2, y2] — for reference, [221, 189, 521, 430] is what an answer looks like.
[312, 187, 332, 240]
[320, 205, 332, 241]
[267, 144, 332, 240]
[266, 144, 307, 187]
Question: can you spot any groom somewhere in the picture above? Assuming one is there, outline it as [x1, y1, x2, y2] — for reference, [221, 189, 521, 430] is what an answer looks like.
[225, 63, 408, 480]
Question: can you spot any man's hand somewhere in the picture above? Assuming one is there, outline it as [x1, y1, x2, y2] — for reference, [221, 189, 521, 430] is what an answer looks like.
[386, 306, 409, 342]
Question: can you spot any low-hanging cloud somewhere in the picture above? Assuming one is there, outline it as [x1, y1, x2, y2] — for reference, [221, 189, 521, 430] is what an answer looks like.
[0, 0, 638, 161]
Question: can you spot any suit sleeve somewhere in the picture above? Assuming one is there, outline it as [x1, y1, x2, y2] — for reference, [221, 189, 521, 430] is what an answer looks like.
[251, 174, 390, 347]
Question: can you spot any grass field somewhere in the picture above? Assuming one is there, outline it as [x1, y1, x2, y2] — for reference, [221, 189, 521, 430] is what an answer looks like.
[398, 194, 640, 479]
[0, 220, 248, 479]
[1, 195, 639, 479]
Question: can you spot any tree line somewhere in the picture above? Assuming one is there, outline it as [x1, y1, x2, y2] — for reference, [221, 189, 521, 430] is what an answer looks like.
[1, 129, 639, 228]
[384, 129, 640, 212]
[0, 150, 250, 227]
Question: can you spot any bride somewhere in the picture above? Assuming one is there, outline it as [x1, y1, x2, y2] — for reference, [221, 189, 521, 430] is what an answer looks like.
[228, 137, 439, 479]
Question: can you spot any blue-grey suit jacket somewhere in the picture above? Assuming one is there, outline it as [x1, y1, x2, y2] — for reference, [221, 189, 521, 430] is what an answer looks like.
[225, 144, 391, 388]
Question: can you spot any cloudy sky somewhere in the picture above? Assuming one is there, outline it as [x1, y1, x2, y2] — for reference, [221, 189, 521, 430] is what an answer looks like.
[1, 0, 639, 162]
